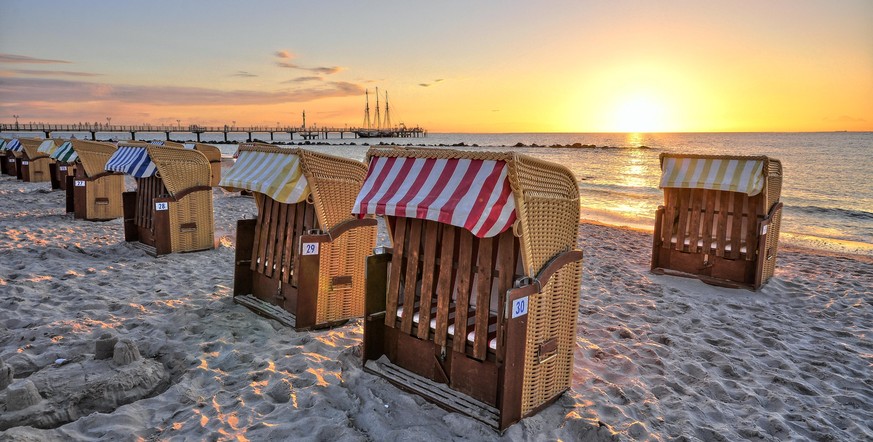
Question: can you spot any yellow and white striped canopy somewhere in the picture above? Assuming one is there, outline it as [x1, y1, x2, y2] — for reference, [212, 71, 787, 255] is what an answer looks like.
[220, 148, 310, 204]
[659, 155, 766, 196]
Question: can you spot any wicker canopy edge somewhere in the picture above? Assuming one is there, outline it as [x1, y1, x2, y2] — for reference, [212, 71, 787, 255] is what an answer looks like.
[145, 145, 211, 196]
[188, 143, 222, 162]
[71, 140, 118, 178]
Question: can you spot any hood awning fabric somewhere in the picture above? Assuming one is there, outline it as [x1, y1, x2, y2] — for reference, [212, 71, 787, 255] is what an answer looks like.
[659, 155, 766, 196]
[219, 148, 310, 204]
[352, 155, 517, 238]
[105, 145, 157, 178]
[50, 141, 78, 163]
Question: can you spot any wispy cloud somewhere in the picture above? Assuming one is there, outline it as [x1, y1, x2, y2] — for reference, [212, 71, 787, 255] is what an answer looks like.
[13, 69, 101, 77]
[275, 50, 294, 59]
[419, 78, 444, 87]
[0, 53, 71, 64]
[232, 71, 258, 77]
[274, 51, 344, 75]
[282, 76, 323, 83]
[0, 77, 364, 106]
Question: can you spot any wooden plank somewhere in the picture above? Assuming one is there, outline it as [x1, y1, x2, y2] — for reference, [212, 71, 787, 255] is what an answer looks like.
[662, 189, 677, 250]
[416, 221, 440, 340]
[452, 229, 475, 354]
[745, 195, 759, 261]
[281, 201, 298, 284]
[250, 194, 265, 272]
[715, 191, 729, 257]
[730, 192, 744, 259]
[263, 197, 281, 278]
[272, 201, 289, 279]
[702, 189, 716, 254]
[433, 225, 456, 347]
[291, 202, 307, 285]
[385, 217, 407, 329]
[675, 189, 690, 252]
[256, 197, 274, 275]
[688, 188, 702, 253]
[234, 219, 257, 296]
[472, 236, 494, 360]
[495, 230, 517, 361]
[400, 219, 423, 335]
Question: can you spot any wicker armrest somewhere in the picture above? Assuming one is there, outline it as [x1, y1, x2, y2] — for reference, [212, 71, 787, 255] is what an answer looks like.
[327, 218, 378, 241]
[511, 249, 583, 295]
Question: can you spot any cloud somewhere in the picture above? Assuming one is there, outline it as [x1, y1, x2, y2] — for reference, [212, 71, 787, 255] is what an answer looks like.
[282, 76, 323, 83]
[232, 71, 258, 77]
[277, 61, 344, 75]
[13, 69, 101, 77]
[275, 50, 294, 59]
[0, 53, 71, 64]
[0, 77, 364, 106]
[419, 78, 445, 87]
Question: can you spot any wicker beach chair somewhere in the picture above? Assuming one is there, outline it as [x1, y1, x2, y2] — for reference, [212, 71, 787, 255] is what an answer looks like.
[356, 147, 583, 431]
[0, 138, 12, 175]
[651, 153, 783, 290]
[31, 138, 67, 188]
[6, 138, 43, 181]
[107, 142, 214, 256]
[16, 138, 58, 182]
[65, 140, 125, 220]
[190, 143, 223, 186]
[47, 140, 78, 191]
[220, 142, 377, 330]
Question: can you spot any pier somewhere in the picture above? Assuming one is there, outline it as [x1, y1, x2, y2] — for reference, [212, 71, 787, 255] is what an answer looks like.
[0, 123, 426, 142]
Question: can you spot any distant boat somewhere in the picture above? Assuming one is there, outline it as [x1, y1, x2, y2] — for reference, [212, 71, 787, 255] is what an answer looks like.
[355, 88, 398, 138]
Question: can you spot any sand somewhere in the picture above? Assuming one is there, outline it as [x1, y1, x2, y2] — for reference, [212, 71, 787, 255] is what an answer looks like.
[1, 170, 871, 441]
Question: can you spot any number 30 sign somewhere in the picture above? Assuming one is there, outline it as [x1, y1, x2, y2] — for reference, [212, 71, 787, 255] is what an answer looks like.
[511, 296, 529, 318]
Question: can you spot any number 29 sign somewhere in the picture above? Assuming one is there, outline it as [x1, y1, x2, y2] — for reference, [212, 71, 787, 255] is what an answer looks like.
[302, 242, 319, 255]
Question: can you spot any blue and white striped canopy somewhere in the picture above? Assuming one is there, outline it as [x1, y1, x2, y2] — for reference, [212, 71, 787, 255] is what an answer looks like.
[51, 141, 78, 163]
[0, 139, 7, 151]
[5, 139, 23, 152]
[105, 145, 157, 177]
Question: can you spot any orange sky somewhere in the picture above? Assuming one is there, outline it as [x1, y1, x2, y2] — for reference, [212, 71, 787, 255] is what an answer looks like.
[1, 1, 871, 133]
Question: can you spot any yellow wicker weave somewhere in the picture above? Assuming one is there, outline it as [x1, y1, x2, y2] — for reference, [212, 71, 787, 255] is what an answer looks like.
[145, 145, 211, 197]
[14, 138, 43, 159]
[71, 140, 118, 178]
[168, 189, 215, 253]
[190, 143, 223, 186]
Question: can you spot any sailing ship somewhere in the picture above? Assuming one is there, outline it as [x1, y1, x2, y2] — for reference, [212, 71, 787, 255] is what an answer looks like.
[355, 88, 398, 138]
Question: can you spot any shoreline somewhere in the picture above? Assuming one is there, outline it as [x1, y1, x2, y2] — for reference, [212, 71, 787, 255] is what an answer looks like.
[1, 174, 871, 440]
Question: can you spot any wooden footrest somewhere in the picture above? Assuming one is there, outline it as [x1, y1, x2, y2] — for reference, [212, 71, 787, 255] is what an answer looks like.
[364, 356, 499, 428]
[234, 294, 297, 328]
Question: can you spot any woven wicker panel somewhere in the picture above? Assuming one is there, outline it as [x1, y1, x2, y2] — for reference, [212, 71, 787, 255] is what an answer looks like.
[191, 143, 222, 186]
[521, 259, 582, 415]
[298, 149, 370, 230]
[71, 140, 118, 178]
[168, 190, 214, 253]
[315, 224, 376, 324]
[86, 175, 125, 220]
[765, 158, 783, 212]
[761, 205, 783, 283]
[145, 145, 211, 197]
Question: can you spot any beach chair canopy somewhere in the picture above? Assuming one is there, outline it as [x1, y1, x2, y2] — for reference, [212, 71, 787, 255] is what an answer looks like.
[68, 140, 117, 178]
[353, 149, 516, 239]
[220, 142, 368, 230]
[50, 141, 77, 163]
[36, 139, 63, 156]
[353, 147, 580, 277]
[659, 154, 768, 196]
[0, 139, 10, 151]
[106, 143, 210, 196]
[4, 139, 23, 152]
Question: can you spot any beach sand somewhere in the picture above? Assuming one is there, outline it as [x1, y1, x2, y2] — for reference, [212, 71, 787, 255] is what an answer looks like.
[1, 170, 871, 441]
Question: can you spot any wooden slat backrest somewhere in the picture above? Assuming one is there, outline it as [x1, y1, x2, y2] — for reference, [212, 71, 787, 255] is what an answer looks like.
[385, 216, 521, 359]
[134, 176, 166, 230]
[661, 187, 766, 259]
[249, 194, 320, 286]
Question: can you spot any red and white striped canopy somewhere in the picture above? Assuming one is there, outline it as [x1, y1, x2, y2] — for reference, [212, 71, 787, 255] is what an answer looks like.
[352, 155, 517, 238]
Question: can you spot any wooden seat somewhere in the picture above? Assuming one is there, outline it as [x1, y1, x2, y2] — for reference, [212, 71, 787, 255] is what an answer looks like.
[651, 153, 783, 290]
[108, 142, 214, 256]
[221, 143, 376, 330]
[357, 147, 583, 431]
[62, 140, 124, 221]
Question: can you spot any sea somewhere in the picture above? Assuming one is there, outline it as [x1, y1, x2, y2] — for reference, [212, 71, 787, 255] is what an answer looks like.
[36, 131, 873, 256]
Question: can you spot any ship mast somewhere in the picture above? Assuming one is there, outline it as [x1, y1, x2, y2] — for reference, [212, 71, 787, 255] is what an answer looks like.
[383, 90, 391, 129]
[363, 89, 372, 130]
[374, 87, 382, 130]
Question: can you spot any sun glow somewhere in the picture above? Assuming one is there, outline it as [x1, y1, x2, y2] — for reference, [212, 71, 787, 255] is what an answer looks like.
[609, 96, 667, 133]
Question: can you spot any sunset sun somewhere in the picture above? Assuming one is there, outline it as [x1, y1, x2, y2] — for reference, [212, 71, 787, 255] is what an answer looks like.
[609, 95, 667, 133]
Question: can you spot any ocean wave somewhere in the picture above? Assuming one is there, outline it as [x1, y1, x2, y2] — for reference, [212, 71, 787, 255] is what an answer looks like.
[790, 205, 873, 221]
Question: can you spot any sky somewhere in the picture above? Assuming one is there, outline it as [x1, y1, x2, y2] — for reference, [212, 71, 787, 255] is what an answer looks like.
[1, 0, 872, 133]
